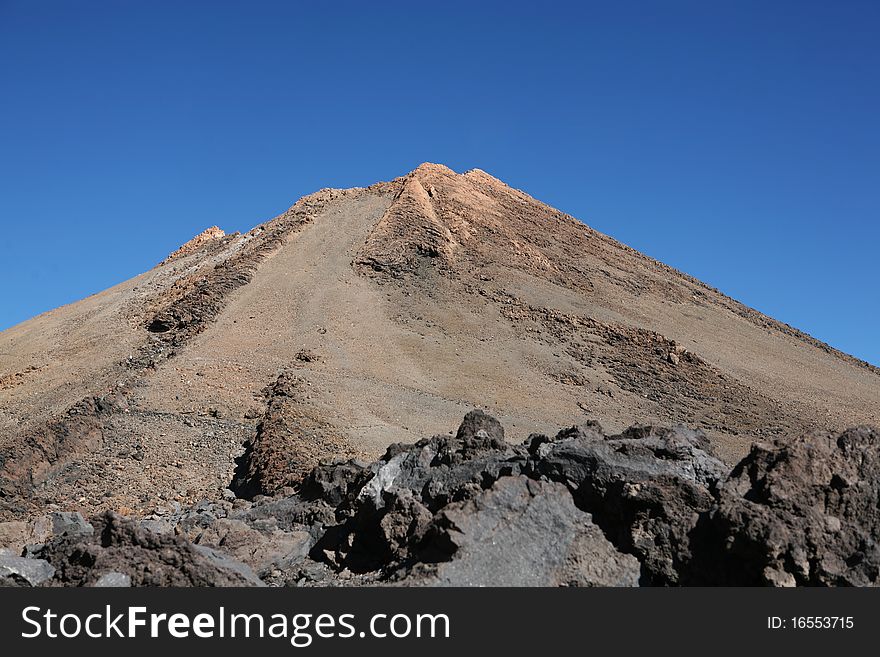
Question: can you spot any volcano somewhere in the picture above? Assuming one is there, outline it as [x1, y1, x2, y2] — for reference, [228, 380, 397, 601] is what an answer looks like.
[1, 163, 878, 521]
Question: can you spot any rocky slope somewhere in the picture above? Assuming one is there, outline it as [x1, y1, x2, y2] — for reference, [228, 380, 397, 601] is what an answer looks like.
[3, 411, 878, 587]
[1, 163, 878, 579]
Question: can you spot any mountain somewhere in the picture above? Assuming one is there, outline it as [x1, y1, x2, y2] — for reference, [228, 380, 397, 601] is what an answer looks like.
[1, 163, 878, 521]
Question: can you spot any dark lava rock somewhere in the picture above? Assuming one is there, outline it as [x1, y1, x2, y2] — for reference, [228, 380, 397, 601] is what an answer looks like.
[372, 430, 527, 514]
[23, 412, 880, 588]
[527, 423, 726, 585]
[277, 415, 880, 587]
[38, 512, 263, 587]
[701, 426, 880, 586]
[300, 459, 370, 506]
[311, 427, 529, 573]
[410, 475, 640, 586]
[455, 409, 505, 442]
[50, 511, 94, 539]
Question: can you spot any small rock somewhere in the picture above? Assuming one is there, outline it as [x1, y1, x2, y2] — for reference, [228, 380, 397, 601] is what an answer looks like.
[22, 544, 45, 559]
[294, 349, 319, 363]
[50, 512, 94, 539]
[93, 572, 132, 587]
[139, 519, 173, 534]
[0, 556, 55, 587]
[192, 545, 265, 586]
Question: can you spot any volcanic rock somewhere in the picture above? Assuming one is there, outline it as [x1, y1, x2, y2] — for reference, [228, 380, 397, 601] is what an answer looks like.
[38, 512, 263, 586]
[700, 426, 880, 586]
[5, 413, 880, 587]
[411, 475, 640, 586]
[526, 424, 726, 585]
[0, 555, 55, 587]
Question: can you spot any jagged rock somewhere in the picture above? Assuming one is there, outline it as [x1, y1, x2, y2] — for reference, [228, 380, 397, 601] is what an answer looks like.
[160, 226, 226, 265]
[300, 459, 370, 506]
[311, 425, 530, 573]
[411, 476, 640, 586]
[192, 545, 267, 585]
[234, 494, 335, 534]
[190, 517, 313, 577]
[50, 511, 94, 538]
[313, 487, 430, 573]
[231, 373, 354, 498]
[455, 409, 505, 442]
[38, 512, 264, 586]
[701, 426, 880, 586]
[527, 423, 726, 584]
[375, 432, 527, 512]
[0, 555, 55, 587]
[14, 411, 880, 588]
[297, 415, 730, 585]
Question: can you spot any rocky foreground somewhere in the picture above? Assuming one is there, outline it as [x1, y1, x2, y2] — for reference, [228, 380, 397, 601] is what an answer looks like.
[2, 411, 878, 587]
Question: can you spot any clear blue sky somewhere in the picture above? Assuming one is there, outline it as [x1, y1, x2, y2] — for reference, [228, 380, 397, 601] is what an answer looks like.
[1, 1, 878, 365]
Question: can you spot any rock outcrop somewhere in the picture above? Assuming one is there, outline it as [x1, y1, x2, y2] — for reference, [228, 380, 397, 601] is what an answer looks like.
[4, 412, 878, 588]
[37, 512, 264, 586]
[701, 426, 880, 586]
[230, 372, 356, 498]
[160, 226, 226, 265]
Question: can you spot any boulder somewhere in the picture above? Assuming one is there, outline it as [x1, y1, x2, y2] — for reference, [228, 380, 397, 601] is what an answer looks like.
[527, 424, 726, 584]
[702, 426, 880, 586]
[455, 409, 505, 442]
[412, 476, 640, 586]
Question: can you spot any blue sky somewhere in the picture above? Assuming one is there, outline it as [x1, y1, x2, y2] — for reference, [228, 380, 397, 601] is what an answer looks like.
[1, 1, 878, 365]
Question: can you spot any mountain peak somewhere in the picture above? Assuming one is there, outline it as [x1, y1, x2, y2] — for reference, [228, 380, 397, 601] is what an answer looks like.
[411, 162, 456, 176]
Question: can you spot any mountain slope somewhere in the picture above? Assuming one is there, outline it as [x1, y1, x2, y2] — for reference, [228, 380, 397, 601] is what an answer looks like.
[1, 163, 877, 519]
